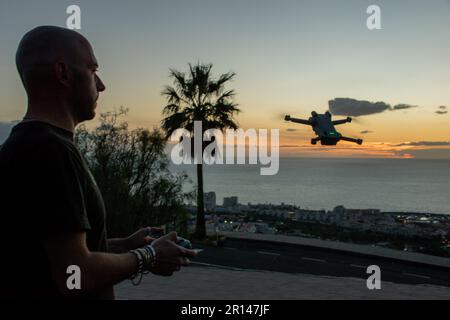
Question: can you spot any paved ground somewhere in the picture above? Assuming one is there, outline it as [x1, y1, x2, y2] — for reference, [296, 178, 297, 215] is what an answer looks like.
[218, 232, 450, 268]
[193, 241, 450, 287]
[115, 264, 450, 300]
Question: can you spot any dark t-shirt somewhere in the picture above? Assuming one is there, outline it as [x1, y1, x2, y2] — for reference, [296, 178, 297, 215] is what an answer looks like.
[0, 121, 114, 299]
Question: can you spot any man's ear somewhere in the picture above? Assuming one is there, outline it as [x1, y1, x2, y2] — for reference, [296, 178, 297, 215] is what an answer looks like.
[54, 61, 72, 87]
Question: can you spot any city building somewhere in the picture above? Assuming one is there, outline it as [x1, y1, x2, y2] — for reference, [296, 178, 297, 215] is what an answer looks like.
[204, 192, 216, 212]
[223, 196, 238, 208]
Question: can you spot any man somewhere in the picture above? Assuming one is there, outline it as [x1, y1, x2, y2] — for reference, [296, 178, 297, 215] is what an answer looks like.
[0, 26, 196, 299]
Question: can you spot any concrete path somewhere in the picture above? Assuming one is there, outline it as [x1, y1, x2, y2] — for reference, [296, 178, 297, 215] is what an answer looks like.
[115, 264, 450, 300]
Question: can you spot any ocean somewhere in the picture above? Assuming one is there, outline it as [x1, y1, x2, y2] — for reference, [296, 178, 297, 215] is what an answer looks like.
[170, 158, 450, 214]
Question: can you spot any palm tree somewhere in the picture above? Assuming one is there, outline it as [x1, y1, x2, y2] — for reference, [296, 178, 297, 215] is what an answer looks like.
[161, 63, 240, 239]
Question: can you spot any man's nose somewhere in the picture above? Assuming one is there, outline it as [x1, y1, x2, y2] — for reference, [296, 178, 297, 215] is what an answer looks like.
[96, 75, 106, 92]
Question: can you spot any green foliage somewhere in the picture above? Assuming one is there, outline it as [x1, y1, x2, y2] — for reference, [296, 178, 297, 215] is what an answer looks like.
[75, 107, 194, 237]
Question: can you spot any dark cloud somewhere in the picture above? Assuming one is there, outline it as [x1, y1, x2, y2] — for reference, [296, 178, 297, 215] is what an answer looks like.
[435, 106, 447, 115]
[395, 141, 450, 147]
[0, 121, 19, 144]
[329, 98, 389, 116]
[286, 128, 297, 132]
[328, 98, 417, 117]
[392, 104, 417, 110]
[360, 130, 373, 134]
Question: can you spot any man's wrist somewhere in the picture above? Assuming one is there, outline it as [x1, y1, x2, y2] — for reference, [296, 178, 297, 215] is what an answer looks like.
[128, 245, 156, 285]
[107, 238, 129, 253]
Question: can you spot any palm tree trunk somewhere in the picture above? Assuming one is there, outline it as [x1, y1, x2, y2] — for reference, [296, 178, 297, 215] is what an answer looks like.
[195, 163, 206, 239]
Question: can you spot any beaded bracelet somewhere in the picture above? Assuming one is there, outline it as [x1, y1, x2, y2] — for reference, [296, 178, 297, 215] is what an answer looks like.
[145, 245, 157, 269]
[130, 249, 144, 285]
[129, 245, 156, 285]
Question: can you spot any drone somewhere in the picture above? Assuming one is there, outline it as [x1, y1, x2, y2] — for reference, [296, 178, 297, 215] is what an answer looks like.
[285, 111, 363, 145]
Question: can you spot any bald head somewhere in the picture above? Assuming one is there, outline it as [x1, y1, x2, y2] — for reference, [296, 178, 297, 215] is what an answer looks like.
[16, 26, 92, 89]
[16, 26, 105, 124]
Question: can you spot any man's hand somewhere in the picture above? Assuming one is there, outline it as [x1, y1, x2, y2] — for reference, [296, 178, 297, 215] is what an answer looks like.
[149, 231, 198, 276]
[125, 227, 163, 251]
[108, 227, 164, 253]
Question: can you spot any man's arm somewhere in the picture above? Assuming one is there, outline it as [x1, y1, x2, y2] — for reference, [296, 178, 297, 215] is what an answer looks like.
[44, 230, 197, 297]
[107, 227, 160, 253]
[45, 231, 137, 297]
[107, 237, 129, 254]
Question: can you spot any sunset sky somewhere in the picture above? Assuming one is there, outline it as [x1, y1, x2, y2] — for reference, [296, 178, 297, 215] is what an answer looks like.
[1, 0, 449, 158]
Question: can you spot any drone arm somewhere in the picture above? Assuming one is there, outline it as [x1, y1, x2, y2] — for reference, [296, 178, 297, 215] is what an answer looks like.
[341, 136, 363, 145]
[332, 117, 352, 125]
[285, 115, 312, 126]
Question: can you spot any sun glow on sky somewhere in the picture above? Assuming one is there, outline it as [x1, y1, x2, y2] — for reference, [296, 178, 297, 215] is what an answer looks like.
[1, 0, 450, 158]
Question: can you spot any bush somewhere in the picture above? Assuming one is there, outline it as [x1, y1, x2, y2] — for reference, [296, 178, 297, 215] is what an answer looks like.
[75, 107, 194, 237]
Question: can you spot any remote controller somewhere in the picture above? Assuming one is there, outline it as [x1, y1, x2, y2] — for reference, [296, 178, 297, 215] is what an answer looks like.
[176, 237, 192, 249]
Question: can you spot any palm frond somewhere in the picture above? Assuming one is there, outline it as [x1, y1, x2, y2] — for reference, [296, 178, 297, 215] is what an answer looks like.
[169, 69, 195, 103]
[162, 103, 181, 116]
[161, 112, 190, 138]
[217, 90, 236, 102]
[162, 86, 181, 104]
[208, 72, 236, 96]
[169, 69, 186, 89]
[162, 63, 240, 137]
[212, 100, 240, 117]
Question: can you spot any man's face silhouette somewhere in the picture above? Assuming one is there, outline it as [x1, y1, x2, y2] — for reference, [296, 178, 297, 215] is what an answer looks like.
[68, 41, 105, 122]
[16, 26, 106, 124]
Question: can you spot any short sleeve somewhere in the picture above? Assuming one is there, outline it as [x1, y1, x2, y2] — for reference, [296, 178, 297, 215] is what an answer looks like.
[26, 139, 91, 239]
